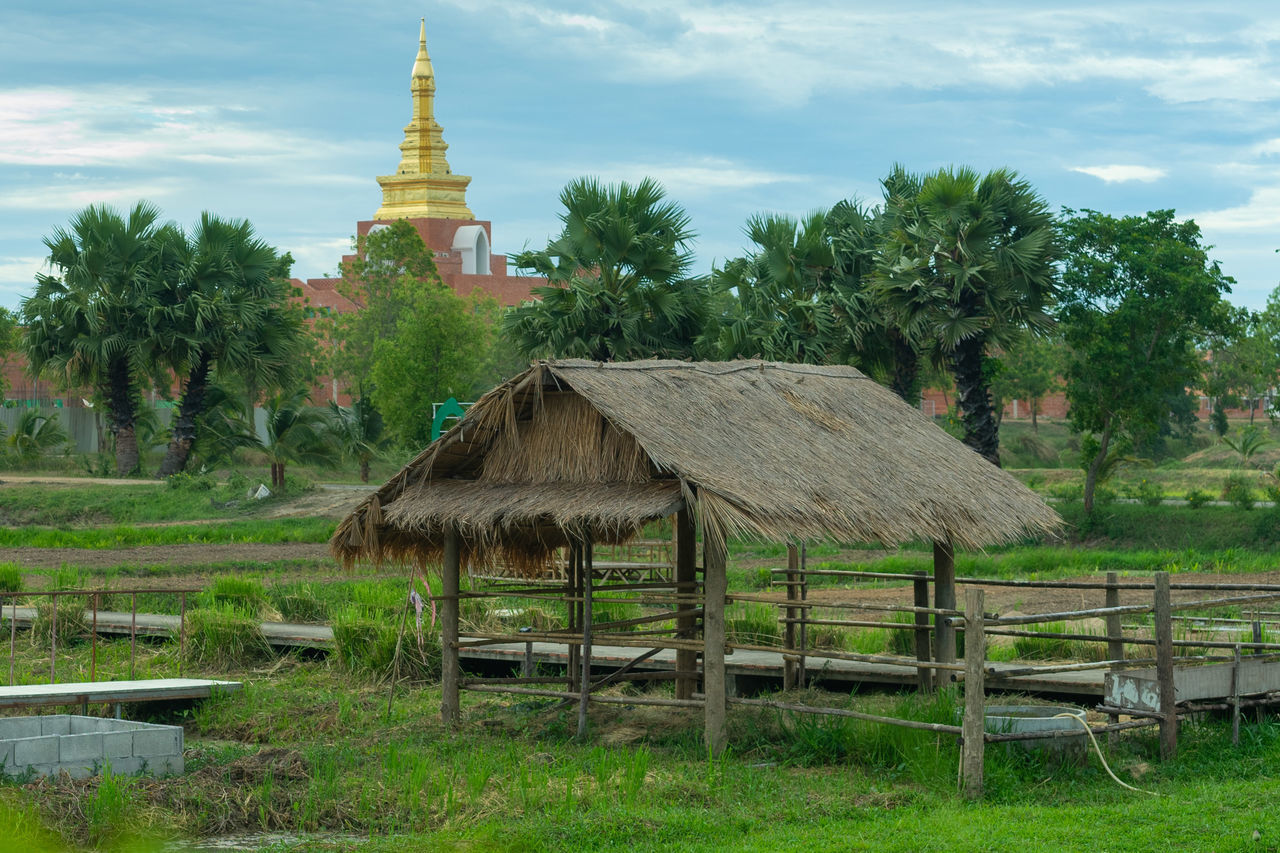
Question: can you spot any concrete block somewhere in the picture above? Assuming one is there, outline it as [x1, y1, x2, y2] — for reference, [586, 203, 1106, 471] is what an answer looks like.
[103, 731, 134, 759]
[147, 755, 183, 777]
[0, 719, 40, 740]
[0, 741, 13, 772]
[40, 716, 70, 736]
[69, 716, 104, 735]
[59, 733, 104, 763]
[104, 756, 143, 777]
[57, 760, 96, 780]
[14, 735, 58, 766]
[131, 728, 181, 758]
[28, 764, 55, 779]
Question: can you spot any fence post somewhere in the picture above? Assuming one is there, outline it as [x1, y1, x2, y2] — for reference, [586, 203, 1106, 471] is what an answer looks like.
[784, 543, 799, 691]
[441, 528, 461, 728]
[703, 529, 728, 756]
[578, 534, 593, 740]
[1105, 571, 1123, 743]
[913, 572, 933, 692]
[961, 586, 986, 800]
[675, 508, 699, 700]
[1232, 644, 1242, 746]
[1154, 571, 1177, 760]
[50, 592, 57, 683]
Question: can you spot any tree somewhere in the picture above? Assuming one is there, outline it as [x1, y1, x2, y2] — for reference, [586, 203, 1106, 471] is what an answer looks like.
[6, 411, 68, 459]
[1059, 209, 1233, 513]
[325, 220, 499, 448]
[874, 166, 1060, 465]
[329, 393, 391, 483]
[0, 308, 18, 396]
[22, 202, 175, 475]
[709, 211, 837, 363]
[990, 334, 1062, 432]
[156, 214, 301, 477]
[261, 387, 333, 489]
[503, 177, 709, 361]
[369, 284, 497, 447]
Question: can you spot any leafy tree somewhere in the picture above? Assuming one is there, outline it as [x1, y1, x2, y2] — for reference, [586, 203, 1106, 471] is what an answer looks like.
[710, 211, 836, 363]
[22, 202, 175, 475]
[156, 214, 301, 477]
[329, 393, 391, 483]
[990, 334, 1062, 432]
[1221, 424, 1271, 469]
[1059, 209, 1233, 513]
[0, 308, 18, 396]
[874, 166, 1060, 465]
[188, 384, 262, 469]
[261, 387, 333, 489]
[504, 177, 709, 361]
[369, 284, 498, 447]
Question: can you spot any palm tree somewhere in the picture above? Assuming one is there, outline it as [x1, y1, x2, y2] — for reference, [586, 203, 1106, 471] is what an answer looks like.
[262, 387, 334, 489]
[328, 393, 390, 483]
[503, 177, 709, 361]
[710, 211, 836, 363]
[874, 167, 1059, 465]
[6, 411, 69, 459]
[155, 214, 299, 477]
[22, 202, 173, 475]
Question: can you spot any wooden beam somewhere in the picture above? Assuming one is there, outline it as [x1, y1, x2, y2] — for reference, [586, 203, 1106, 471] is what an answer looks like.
[933, 541, 957, 666]
[578, 534, 594, 739]
[441, 528, 461, 729]
[675, 507, 699, 700]
[703, 528, 728, 756]
[961, 586, 986, 800]
[1155, 571, 1177, 760]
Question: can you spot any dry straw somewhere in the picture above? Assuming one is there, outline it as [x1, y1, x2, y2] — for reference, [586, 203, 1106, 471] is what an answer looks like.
[332, 359, 1062, 573]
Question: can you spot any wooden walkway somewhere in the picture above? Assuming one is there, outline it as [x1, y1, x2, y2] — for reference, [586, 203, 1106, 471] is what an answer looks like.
[0, 678, 242, 710]
[2, 609, 1106, 700]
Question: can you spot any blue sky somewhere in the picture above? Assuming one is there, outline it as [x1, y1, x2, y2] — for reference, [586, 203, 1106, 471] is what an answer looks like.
[4, 1, 1280, 309]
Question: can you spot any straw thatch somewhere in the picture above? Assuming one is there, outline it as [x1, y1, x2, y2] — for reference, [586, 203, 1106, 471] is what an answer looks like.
[332, 359, 1061, 570]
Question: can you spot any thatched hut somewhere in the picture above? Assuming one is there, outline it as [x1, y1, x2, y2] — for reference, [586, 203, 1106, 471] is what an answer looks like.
[332, 359, 1061, 749]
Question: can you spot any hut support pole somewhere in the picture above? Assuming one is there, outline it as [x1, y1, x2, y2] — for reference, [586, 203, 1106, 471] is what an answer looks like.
[933, 541, 957, 666]
[578, 534, 594, 740]
[441, 529, 461, 729]
[961, 586, 986, 800]
[913, 571, 933, 693]
[1155, 571, 1177, 760]
[1105, 571, 1123, 744]
[675, 508, 698, 700]
[703, 530, 728, 756]
[567, 543, 581, 689]
[784, 544, 799, 691]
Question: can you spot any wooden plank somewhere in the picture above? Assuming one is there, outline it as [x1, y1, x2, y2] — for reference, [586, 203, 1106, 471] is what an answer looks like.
[933, 541, 956, 666]
[914, 571, 933, 693]
[0, 678, 240, 710]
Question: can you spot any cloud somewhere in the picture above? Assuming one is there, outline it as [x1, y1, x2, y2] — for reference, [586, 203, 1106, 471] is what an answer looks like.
[0, 87, 374, 169]
[444, 1, 1280, 107]
[1071, 164, 1168, 183]
[1193, 184, 1280, 232]
[0, 179, 185, 211]
[549, 157, 809, 196]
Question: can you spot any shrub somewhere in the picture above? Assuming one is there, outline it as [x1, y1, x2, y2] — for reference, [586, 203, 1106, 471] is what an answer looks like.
[201, 576, 275, 618]
[1185, 489, 1210, 509]
[726, 603, 782, 647]
[331, 605, 439, 682]
[166, 471, 216, 492]
[1223, 473, 1256, 511]
[1135, 479, 1163, 507]
[270, 582, 327, 623]
[32, 595, 87, 646]
[184, 606, 273, 668]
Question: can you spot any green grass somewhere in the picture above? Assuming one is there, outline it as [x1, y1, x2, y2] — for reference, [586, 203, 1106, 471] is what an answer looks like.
[0, 481, 282, 526]
[0, 517, 335, 548]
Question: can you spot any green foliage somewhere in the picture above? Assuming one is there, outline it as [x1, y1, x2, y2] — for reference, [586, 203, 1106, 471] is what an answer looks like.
[991, 333, 1062, 430]
[331, 604, 440, 682]
[200, 576, 271, 616]
[1221, 425, 1272, 468]
[261, 387, 334, 487]
[505, 177, 708, 361]
[1134, 478, 1163, 507]
[0, 517, 334, 549]
[328, 395, 391, 482]
[725, 603, 782, 646]
[1186, 488, 1210, 509]
[1059, 208, 1233, 511]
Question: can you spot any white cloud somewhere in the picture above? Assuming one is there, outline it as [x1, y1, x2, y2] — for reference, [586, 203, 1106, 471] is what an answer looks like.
[284, 237, 354, 279]
[1193, 184, 1280, 231]
[1071, 164, 1167, 183]
[0, 179, 184, 211]
[551, 157, 809, 196]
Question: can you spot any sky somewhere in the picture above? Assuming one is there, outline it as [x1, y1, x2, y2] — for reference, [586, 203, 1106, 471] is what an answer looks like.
[4, 1, 1280, 309]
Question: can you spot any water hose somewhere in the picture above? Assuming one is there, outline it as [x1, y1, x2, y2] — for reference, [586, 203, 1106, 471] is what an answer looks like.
[1052, 712, 1161, 796]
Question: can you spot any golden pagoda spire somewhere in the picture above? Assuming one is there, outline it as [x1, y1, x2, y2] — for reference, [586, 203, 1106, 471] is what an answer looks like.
[374, 18, 474, 221]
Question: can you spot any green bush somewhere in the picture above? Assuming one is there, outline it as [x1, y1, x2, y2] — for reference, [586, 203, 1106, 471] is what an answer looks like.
[1135, 479, 1163, 507]
[32, 595, 88, 646]
[184, 606, 274, 668]
[726, 603, 782, 647]
[270, 582, 327, 623]
[166, 471, 216, 492]
[1186, 489, 1210, 509]
[201, 576, 273, 617]
[1223, 473, 1256, 511]
[331, 605, 439, 682]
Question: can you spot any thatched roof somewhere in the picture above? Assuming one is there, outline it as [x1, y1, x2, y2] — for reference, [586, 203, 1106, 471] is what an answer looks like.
[332, 359, 1061, 569]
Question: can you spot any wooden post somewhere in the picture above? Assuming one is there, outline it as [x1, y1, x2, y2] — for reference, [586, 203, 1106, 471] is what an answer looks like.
[703, 528, 728, 756]
[913, 572, 933, 693]
[1232, 644, 1242, 746]
[961, 586, 986, 800]
[578, 535, 594, 739]
[1105, 571, 1123, 741]
[933, 541, 956, 665]
[783, 543, 799, 690]
[798, 543, 808, 688]
[1154, 571, 1176, 760]
[675, 508, 699, 700]
[441, 529, 461, 728]
[566, 543, 581, 688]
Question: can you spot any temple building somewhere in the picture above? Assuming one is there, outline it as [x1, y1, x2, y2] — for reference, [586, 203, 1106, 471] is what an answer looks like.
[297, 19, 539, 318]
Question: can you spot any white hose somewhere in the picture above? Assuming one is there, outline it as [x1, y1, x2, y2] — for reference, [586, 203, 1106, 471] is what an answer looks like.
[1053, 712, 1161, 796]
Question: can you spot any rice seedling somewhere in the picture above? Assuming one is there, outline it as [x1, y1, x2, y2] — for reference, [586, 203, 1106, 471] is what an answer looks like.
[184, 604, 274, 668]
[0, 562, 21, 593]
[269, 581, 327, 623]
[30, 595, 88, 646]
[726, 603, 782, 647]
